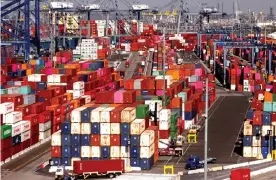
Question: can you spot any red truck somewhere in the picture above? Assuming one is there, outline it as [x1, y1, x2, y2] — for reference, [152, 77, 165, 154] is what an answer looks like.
[72, 159, 125, 179]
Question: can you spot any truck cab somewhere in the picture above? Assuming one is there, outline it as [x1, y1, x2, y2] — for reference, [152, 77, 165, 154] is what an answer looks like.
[185, 156, 203, 170]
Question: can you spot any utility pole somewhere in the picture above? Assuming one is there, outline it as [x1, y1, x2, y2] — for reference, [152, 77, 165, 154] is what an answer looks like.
[204, 76, 209, 180]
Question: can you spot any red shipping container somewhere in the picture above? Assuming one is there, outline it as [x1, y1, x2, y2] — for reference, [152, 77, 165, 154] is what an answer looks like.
[21, 139, 30, 150]
[110, 105, 126, 123]
[123, 90, 136, 104]
[155, 79, 167, 90]
[30, 134, 39, 146]
[110, 135, 121, 146]
[230, 168, 250, 180]
[184, 100, 193, 112]
[0, 147, 12, 162]
[1, 137, 12, 151]
[61, 103, 70, 114]
[95, 91, 114, 104]
[272, 112, 276, 122]
[52, 122, 61, 134]
[52, 114, 63, 125]
[51, 146, 61, 158]
[73, 159, 125, 174]
[4, 94, 23, 107]
[48, 86, 65, 97]
[38, 110, 52, 123]
[50, 96, 63, 105]
[37, 89, 55, 99]
[90, 135, 100, 146]
[31, 124, 39, 136]
[147, 126, 159, 140]
[12, 143, 22, 155]
[253, 111, 262, 125]
[47, 105, 61, 116]
[24, 114, 39, 127]
[30, 102, 46, 114]
[15, 104, 31, 117]
[159, 129, 170, 139]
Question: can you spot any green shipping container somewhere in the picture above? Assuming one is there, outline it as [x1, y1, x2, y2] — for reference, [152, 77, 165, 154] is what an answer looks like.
[170, 112, 178, 123]
[136, 104, 149, 118]
[273, 94, 276, 102]
[136, 96, 144, 100]
[20, 86, 31, 94]
[170, 124, 178, 132]
[0, 89, 7, 95]
[1, 125, 12, 139]
[170, 131, 177, 139]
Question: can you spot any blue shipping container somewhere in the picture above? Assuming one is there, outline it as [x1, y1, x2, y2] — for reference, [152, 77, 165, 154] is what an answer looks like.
[130, 158, 140, 167]
[71, 146, 81, 157]
[61, 157, 71, 166]
[81, 135, 90, 146]
[81, 108, 90, 123]
[261, 147, 269, 159]
[121, 134, 130, 146]
[253, 126, 262, 136]
[243, 136, 252, 146]
[262, 136, 270, 147]
[101, 146, 110, 158]
[121, 123, 130, 135]
[62, 146, 71, 158]
[37, 82, 47, 90]
[91, 123, 100, 134]
[130, 135, 140, 147]
[184, 111, 193, 120]
[271, 137, 276, 148]
[51, 158, 61, 166]
[12, 134, 21, 145]
[81, 157, 91, 160]
[61, 121, 71, 135]
[247, 110, 254, 119]
[140, 156, 154, 170]
[71, 135, 81, 146]
[262, 112, 271, 125]
[61, 134, 71, 146]
[130, 147, 140, 158]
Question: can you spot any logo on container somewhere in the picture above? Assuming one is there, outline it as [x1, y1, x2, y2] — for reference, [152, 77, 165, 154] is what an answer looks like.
[6, 105, 13, 111]
[4, 129, 11, 135]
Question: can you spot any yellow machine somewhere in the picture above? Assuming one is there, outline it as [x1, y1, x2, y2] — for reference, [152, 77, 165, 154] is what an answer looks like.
[272, 150, 276, 160]
[187, 128, 197, 143]
[164, 165, 174, 174]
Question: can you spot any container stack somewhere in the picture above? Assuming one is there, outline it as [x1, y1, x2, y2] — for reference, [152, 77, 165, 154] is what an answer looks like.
[242, 82, 276, 159]
[73, 39, 98, 60]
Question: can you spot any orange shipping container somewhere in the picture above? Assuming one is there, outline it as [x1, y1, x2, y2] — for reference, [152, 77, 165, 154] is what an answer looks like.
[264, 92, 273, 102]
[166, 70, 180, 80]
[170, 97, 182, 108]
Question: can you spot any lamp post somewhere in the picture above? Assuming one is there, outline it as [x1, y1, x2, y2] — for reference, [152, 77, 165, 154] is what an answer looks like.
[204, 76, 209, 180]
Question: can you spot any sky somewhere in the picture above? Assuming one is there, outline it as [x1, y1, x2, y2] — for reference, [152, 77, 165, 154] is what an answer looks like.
[108, 0, 276, 14]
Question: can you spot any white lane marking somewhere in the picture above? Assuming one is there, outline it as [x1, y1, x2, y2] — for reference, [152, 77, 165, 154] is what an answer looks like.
[230, 101, 251, 157]
[176, 96, 226, 164]
[164, 156, 173, 164]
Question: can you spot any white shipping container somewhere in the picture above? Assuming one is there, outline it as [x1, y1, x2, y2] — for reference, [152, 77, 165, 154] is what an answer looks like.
[100, 135, 110, 146]
[39, 129, 51, 140]
[252, 136, 261, 146]
[140, 143, 155, 158]
[73, 89, 84, 99]
[159, 109, 171, 121]
[53, 74, 63, 83]
[110, 146, 121, 158]
[71, 123, 81, 134]
[258, 94, 264, 101]
[4, 111, 22, 124]
[34, 74, 45, 82]
[121, 107, 136, 123]
[73, 81, 85, 90]
[145, 100, 162, 112]
[184, 119, 195, 130]
[252, 147, 261, 157]
[243, 121, 252, 136]
[71, 107, 87, 123]
[27, 75, 35, 82]
[20, 121, 31, 132]
[140, 130, 155, 147]
[121, 158, 130, 169]
[39, 121, 52, 132]
[11, 122, 22, 137]
[100, 123, 110, 134]
[159, 121, 171, 130]
[81, 95, 91, 104]
[47, 75, 54, 83]
[51, 132, 61, 146]
[7, 87, 20, 94]
[130, 119, 145, 135]
[243, 147, 252, 157]
[91, 107, 106, 122]
[110, 123, 120, 134]
[262, 125, 272, 136]
[0, 102, 14, 114]
[21, 130, 31, 142]
[91, 146, 101, 158]
[81, 123, 91, 134]
[81, 146, 91, 157]
[120, 146, 130, 158]
[100, 107, 115, 122]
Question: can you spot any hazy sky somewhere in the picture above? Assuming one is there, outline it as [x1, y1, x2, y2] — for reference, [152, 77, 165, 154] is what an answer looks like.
[112, 0, 276, 14]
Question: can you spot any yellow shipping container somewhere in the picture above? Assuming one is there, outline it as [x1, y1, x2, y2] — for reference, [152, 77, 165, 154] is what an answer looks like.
[166, 69, 180, 80]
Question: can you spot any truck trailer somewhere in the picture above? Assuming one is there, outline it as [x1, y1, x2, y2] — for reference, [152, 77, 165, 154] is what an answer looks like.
[65, 159, 125, 179]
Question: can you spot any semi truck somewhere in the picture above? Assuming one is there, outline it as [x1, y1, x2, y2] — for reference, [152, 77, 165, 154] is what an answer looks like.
[185, 156, 216, 170]
[159, 135, 185, 156]
[55, 159, 125, 179]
